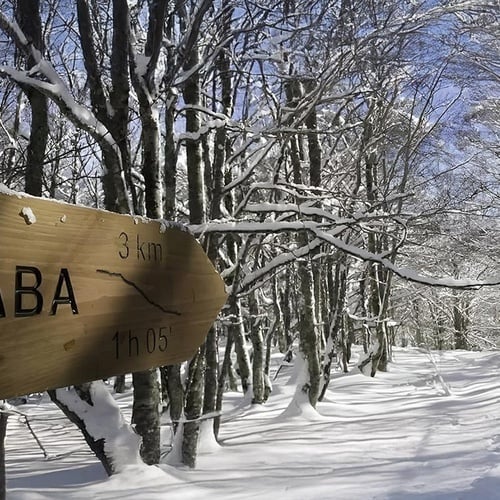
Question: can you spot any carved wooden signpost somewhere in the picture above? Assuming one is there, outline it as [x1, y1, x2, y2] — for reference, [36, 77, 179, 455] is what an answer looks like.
[0, 190, 227, 399]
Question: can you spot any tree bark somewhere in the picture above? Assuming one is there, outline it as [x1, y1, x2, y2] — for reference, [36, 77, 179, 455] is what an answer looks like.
[228, 294, 252, 394]
[248, 292, 265, 404]
[203, 326, 218, 416]
[0, 408, 7, 500]
[183, 46, 205, 224]
[214, 330, 234, 439]
[132, 369, 160, 465]
[297, 257, 321, 407]
[182, 347, 205, 468]
[164, 91, 177, 220]
[163, 365, 184, 434]
[319, 257, 348, 400]
[76, 0, 131, 214]
[130, 0, 168, 218]
[16, 0, 47, 197]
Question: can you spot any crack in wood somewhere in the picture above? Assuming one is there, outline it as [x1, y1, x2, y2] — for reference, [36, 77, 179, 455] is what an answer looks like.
[96, 269, 182, 316]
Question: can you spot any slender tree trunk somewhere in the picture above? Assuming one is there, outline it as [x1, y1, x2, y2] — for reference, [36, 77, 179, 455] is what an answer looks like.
[130, 0, 168, 218]
[214, 330, 234, 439]
[453, 293, 469, 350]
[16, 0, 47, 196]
[179, 30, 208, 466]
[319, 258, 347, 400]
[263, 319, 274, 401]
[297, 257, 321, 407]
[163, 365, 184, 434]
[248, 292, 265, 404]
[76, 0, 131, 214]
[109, 0, 136, 211]
[284, 71, 322, 407]
[132, 369, 160, 465]
[203, 326, 218, 416]
[273, 276, 287, 354]
[114, 375, 126, 393]
[0, 408, 7, 500]
[182, 347, 206, 468]
[164, 91, 177, 220]
[184, 46, 205, 225]
[228, 294, 252, 393]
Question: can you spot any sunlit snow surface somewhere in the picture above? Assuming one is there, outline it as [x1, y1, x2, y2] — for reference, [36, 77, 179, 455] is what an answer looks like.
[5, 348, 500, 499]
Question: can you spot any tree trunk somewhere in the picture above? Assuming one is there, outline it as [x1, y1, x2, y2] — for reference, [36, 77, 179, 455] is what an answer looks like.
[248, 292, 265, 404]
[453, 294, 469, 350]
[228, 294, 252, 394]
[0, 408, 7, 500]
[163, 365, 184, 434]
[130, 0, 168, 218]
[179, 31, 207, 467]
[297, 257, 321, 407]
[203, 326, 218, 416]
[109, 0, 136, 212]
[164, 91, 177, 220]
[113, 375, 126, 393]
[16, 0, 47, 197]
[184, 45, 205, 225]
[214, 329, 234, 439]
[76, 0, 131, 214]
[132, 369, 160, 465]
[182, 347, 205, 468]
[319, 257, 347, 400]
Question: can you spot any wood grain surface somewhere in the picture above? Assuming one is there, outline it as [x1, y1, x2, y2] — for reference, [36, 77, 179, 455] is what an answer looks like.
[0, 191, 227, 399]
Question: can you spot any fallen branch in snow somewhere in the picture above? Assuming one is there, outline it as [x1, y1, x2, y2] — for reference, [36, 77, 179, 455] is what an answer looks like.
[0, 404, 49, 458]
[20, 413, 50, 459]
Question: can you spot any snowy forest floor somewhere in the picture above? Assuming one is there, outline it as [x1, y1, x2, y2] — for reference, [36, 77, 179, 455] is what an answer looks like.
[5, 347, 500, 499]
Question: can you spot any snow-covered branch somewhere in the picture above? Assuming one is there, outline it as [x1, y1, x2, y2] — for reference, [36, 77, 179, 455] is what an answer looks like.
[190, 219, 500, 292]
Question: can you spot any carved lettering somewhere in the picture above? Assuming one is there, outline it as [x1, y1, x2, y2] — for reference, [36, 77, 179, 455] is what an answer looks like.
[50, 268, 79, 315]
[113, 326, 171, 360]
[15, 266, 43, 317]
[0, 289, 5, 318]
[119, 232, 164, 264]
[136, 234, 146, 261]
[118, 232, 129, 259]
[1, 266, 79, 317]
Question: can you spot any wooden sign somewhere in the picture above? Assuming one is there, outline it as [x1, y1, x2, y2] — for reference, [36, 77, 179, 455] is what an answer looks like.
[0, 189, 227, 399]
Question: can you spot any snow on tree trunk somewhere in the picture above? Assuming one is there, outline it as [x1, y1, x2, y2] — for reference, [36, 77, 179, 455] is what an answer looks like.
[49, 382, 142, 475]
[281, 353, 321, 420]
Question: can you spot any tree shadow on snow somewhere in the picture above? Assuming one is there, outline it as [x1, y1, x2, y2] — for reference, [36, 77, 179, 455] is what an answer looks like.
[385, 475, 500, 500]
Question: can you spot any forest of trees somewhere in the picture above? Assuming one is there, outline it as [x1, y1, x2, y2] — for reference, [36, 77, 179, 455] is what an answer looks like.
[0, 0, 498, 476]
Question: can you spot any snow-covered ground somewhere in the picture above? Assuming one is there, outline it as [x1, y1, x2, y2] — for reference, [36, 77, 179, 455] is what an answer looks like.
[5, 347, 500, 499]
